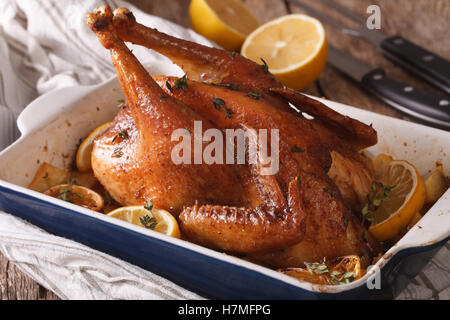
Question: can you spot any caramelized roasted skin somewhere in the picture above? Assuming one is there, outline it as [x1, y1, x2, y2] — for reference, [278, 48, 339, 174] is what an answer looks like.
[87, 6, 380, 262]
[111, 7, 281, 92]
[271, 88, 377, 151]
[86, 6, 309, 254]
[86, 7, 246, 214]
[111, 7, 377, 152]
[155, 76, 379, 260]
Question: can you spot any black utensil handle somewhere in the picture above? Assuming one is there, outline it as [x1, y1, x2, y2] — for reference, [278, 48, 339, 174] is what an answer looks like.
[361, 69, 450, 129]
[380, 36, 450, 94]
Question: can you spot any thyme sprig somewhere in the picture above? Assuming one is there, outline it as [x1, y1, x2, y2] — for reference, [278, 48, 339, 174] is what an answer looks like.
[58, 187, 83, 203]
[304, 258, 356, 285]
[112, 130, 129, 144]
[139, 215, 158, 230]
[67, 177, 79, 186]
[330, 270, 356, 285]
[140, 201, 157, 229]
[224, 83, 240, 91]
[260, 58, 269, 73]
[291, 145, 304, 153]
[212, 97, 234, 119]
[246, 91, 262, 100]
[112, 148, 124, 158]
[144, 201, 153, 211]
[212, 97, 225, 110]
[174, 74, 188, 92]
[305, 258, 329, 275]
[224, 106, 234, 119]
[361, 181, 396, 222]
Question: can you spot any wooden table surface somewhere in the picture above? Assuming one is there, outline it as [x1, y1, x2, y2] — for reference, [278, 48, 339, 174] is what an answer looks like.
[1, 0, 449, 300]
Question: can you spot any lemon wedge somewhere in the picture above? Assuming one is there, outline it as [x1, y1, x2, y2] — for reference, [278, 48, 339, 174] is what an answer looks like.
[108, 205, 181, 238]
[189, 0, 260, 51]
[76, 122, 112, 172]
[369, 155, 426, 241]
[241, 14, 328, 90]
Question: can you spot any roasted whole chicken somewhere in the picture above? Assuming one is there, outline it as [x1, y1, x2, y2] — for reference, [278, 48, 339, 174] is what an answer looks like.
[86, 6, 380, 268]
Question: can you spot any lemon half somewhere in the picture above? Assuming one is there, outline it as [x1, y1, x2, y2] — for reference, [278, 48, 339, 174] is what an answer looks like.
[190, 0, 260, 51]
[369, 156, 426, 241]
[76, 122, 112, 172]
[241, 14, 328, 90]
[108, 206, 181, 238]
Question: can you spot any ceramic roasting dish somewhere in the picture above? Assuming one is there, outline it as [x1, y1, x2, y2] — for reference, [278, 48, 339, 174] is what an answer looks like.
[0, 63, 449, 299]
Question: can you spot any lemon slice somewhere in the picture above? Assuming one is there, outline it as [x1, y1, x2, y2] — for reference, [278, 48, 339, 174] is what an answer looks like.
[369, 156, 426, 241]
[76, 122, 112, 172]
[108, 205, 181, 238]
[241, 14, 328, 90]
[45, 184, 104, 212]
[189, 0, 260, 51]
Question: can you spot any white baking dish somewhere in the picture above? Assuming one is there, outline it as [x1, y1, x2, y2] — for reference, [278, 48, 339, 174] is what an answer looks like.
[0, 63, 448, 298]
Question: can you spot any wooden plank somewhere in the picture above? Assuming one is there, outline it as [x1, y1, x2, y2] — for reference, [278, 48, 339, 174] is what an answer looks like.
[241, 0, 288, 23]
[288, 0, 450, 122]
[126, 0, 192, 27]
[0, 251, 59, 300]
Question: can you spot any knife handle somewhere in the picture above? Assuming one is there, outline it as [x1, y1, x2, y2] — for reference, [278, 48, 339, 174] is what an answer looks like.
[361, 69, 450, 129]
[380, 36, 450, 95]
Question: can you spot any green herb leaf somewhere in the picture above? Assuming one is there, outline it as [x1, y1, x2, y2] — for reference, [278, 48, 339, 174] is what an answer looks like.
[112, 148, 123, 158]
[139, 215, 158, 230]
[343, 271, 355, 279]
[324, 187, 333, 197]
[224, 83, 240, 91]
[223, 106, 234, 119]
[67, 178, 79, 186]
[260, 58, 269, 73]
[362, 181, 396, 222]
[212, 97, 225, 110]
[174, 74, 188, 92]
[144, 201, 153, 212]
[330, 270, 341, 277]
[58, 188, 71, 201]
[331, 278, 341, 285]
[304, 258, 329, 275]
[112, 130, 129, 144]
[291, 145, 304, 153]
[246, 91, 262, 100]
[117, 99, 125, 104]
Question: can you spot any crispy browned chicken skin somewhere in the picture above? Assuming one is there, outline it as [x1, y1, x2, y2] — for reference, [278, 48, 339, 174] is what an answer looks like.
[86, 6, 379, 264]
